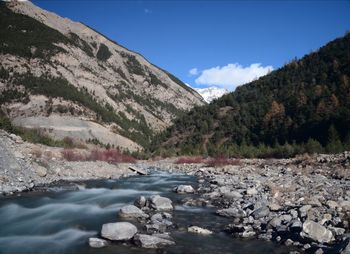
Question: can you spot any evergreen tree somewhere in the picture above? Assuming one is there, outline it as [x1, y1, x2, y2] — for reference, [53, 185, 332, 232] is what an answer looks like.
[305, 138, 324, 154]
[326, 125, 343, 153]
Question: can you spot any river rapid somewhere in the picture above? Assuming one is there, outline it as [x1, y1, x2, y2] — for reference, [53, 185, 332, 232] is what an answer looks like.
[0, 170, 292, 254]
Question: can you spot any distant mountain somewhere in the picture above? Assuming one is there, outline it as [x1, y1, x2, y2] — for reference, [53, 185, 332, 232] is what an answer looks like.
[195, 87, 228, 103]
[155, 33, 350, 156]
[0, 1, 204, 150]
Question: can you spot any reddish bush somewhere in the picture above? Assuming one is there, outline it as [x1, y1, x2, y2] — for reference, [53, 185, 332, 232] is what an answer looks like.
[61, 148, 136, 163]
[88, 149, 136, 163]
[175, 156, 206, 164]
[61, 149, 85, 161]
[205, 156, 240, 167]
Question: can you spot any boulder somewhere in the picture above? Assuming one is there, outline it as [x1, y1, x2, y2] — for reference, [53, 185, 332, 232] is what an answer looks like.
[119, 205, 149, 219]
[252, 206, 270, 219]
[88, 237, 109, 248]
[217, 208, 246, 218]
[101, 222, 137, 241]
[134, 196, 147, 208]
[149, 195, 173, 211]
[188, 226, 213, 235]
[174, 185, 195, 194]
[133, 234, 175, 248]
[269, 202, 282, 211]
[289, 220, 303, 232]
[326, 200, 338, 209]
[246, 187, 258, 196]
[300, 220, 334, 243]
[340, 201, 350, 212]
[299, 205, 312, 218]
[35, 166, 47, 177]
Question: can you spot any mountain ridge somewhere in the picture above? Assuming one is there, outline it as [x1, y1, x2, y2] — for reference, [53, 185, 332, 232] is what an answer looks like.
[0, 1, 204, 150]
[155, 33, 350, 157]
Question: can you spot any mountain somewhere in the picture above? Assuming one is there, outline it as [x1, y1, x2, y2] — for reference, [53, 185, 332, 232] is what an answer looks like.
[0, 1, 204, 151]
[195, 87, 228, 103]
[155, 33, 350, 157]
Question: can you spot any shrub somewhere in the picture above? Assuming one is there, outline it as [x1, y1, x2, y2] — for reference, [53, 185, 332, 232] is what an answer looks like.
[61, 148, 136, 163]
[96, 43, 112, 61]
[206, 156, 240, 167]
[61, 149, 85, 161]
[175, 156, 205, 164]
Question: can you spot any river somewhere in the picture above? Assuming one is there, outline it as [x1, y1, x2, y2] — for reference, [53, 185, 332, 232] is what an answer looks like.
[0, 170, 293, 254]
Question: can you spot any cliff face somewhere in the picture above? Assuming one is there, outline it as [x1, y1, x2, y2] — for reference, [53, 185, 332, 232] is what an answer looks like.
[0, 1, 204, 150]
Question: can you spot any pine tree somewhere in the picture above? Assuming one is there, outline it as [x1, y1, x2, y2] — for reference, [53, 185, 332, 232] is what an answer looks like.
[344, 131, 350, 151]
[326, 125, 343, 153]
[305, 138, 324, 154]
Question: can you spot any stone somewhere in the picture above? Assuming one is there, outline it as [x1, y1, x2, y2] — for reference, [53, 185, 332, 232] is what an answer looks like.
[289, 220, 303, 232]
[35, 166, 47, 177]
[252, 206, 270, 219]
[188, 226, 213, 235]
[284, 239, 294, 246]
[329, 226, 346, 236]
[101, 222, 137, 241]
[222, 190, 243, 199]
[134, 196, 147, 208]
[326, 200, 338, 209]
[268, 217, 283, 229]
[315, 248, 324, 254]
[340, 201, 350, 212]
[216, 208, 246, 218]
[119, 205, 149, 219]
[269, 203, 282, 211]
[300, 220, 334, 243]
[240, 230, 256, 238]
[149, 195, 173, 211]
[133, 234, 175, 248]
[246, 187, 258, 196]
[174, 185, 195, 194]
[88, 237, 109, 248]
[299, 205, 312, 217]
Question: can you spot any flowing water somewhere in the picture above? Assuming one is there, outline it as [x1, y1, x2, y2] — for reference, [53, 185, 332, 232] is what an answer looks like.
[0, 171, 293, 254]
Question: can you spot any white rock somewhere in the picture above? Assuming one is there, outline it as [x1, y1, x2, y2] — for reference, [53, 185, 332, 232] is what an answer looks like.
[119, 205, 149, 219]
[174, 185, 195, 194]
[188, 226, 213, 235]
[300, 220, 334, 243]
[149, 195, 173, 211]
[133, 234, 175, 248]
[101, 222, 137, 241]
[88, 237, 109, 248]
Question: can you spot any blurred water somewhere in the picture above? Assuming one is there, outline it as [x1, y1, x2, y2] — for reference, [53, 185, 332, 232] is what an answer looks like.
[0, 171, 292, 254]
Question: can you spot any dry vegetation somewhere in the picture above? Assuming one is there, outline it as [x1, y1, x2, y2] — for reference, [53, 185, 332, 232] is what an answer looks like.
[61, 149, 136, 163]
[175, 156, 241, 167]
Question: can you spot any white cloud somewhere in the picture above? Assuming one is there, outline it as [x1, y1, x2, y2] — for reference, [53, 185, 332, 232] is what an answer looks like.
[189, 68, 199, 76]
[195, 63, 273, 91]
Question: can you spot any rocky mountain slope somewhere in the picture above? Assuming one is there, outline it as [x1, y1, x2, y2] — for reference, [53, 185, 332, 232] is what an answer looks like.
[0, 1, 204, 151]
[195, 86, 228, 103]
[156, 33, 350, 156]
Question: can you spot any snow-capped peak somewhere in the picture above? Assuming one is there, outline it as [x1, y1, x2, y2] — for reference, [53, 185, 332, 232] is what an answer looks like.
[195, 87, 228, 103]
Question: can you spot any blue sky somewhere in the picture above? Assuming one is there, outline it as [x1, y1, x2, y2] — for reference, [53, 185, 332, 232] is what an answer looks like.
[32, 0, 350, 91]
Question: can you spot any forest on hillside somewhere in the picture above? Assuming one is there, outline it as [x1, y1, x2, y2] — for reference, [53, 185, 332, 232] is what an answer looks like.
[153, 33, 350, 158]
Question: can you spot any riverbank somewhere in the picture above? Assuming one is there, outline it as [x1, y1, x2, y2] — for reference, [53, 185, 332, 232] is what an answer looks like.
[1, 130, 350, 253]
[141, 154, 350, 253]
[0, 131, 135, 195]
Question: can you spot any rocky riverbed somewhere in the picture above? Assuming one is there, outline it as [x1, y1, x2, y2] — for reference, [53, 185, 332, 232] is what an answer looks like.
[1, 129, 350, 253]
[0, 130, 135, 195]
[141, 154, 350, 253]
